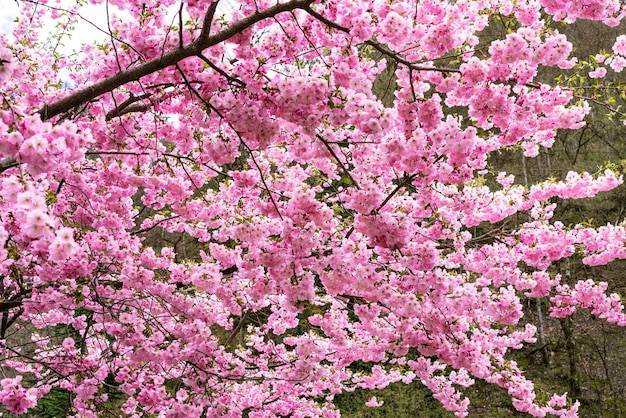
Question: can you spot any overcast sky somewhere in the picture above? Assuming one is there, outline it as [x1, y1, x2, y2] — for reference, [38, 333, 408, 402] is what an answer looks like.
[0, 1, 19, 34]
[0, 1, 117, 47]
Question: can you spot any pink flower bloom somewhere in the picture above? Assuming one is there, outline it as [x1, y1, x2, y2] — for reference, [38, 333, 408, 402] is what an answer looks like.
[608, 56, 626, 72]
[17, 191, 46, 210]
[0, 377, 38, 414]
[589, 67, 607, 78]
[23, 209, 50, 238]
[2, 2, 626, 417]
[365, 396, 384, 407]
[613, 35, 626, 55]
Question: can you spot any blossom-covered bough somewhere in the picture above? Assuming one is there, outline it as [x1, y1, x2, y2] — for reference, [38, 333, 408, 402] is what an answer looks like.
[1, 0, 626, 416]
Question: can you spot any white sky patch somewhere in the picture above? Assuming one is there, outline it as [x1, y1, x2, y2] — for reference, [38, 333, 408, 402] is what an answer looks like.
[0, 1, 19, 34]
[0, 1, 130, 50]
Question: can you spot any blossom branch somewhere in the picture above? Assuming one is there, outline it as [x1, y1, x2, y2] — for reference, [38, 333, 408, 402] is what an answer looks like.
[37, 0, 314, 121]
[304, 6, 460, 74]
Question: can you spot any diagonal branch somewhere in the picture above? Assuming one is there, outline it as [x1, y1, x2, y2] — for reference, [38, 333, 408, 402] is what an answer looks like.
[373, 173, 417, 214]
[198, 54, 246, 87]
[316, 133, 360, 189]
[345, 172, 418, 239]
[105, 103, 152, 120]
[200, 1, 220, 39]
[37, 0, 314, 122]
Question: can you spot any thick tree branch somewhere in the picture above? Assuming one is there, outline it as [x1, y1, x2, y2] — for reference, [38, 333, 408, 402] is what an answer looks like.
[37, 0, 314, 122]
[200, 1, 220, 39]
[0, 300, 23, 313]
[1, 307, 23, 339]
[0, 157, 19, 173]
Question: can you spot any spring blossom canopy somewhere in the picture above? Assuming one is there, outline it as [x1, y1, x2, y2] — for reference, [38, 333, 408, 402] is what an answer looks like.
[1, 0, 626, 416]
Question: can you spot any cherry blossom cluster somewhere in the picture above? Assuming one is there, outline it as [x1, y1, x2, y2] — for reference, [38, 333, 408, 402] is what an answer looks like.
[0, 0, 625, 416]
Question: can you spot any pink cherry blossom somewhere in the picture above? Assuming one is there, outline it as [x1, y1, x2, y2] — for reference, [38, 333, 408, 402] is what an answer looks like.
[613, 35, 626, 55]
[0, 377, 39, 414]
[0, 0, 625, 416]
[589, 67, 607, 78]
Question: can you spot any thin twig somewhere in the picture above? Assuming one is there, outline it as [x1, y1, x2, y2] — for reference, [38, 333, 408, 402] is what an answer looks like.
[197, 54, 246, 87]
[315, 133, 360, 189]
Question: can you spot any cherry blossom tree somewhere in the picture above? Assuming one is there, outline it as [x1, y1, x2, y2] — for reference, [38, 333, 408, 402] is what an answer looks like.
[1, 0, 626, 416]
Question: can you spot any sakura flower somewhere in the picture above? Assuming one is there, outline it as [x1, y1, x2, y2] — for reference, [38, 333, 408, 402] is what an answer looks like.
[365, 396, 384, 407]
[23, 209, 51, 238]
[16, 191, 46, 210]
[49, 227, 79, 261]
[613, 35, 626, 55]
[588, 67, 607, 78]
[0, 377, 38, 414]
